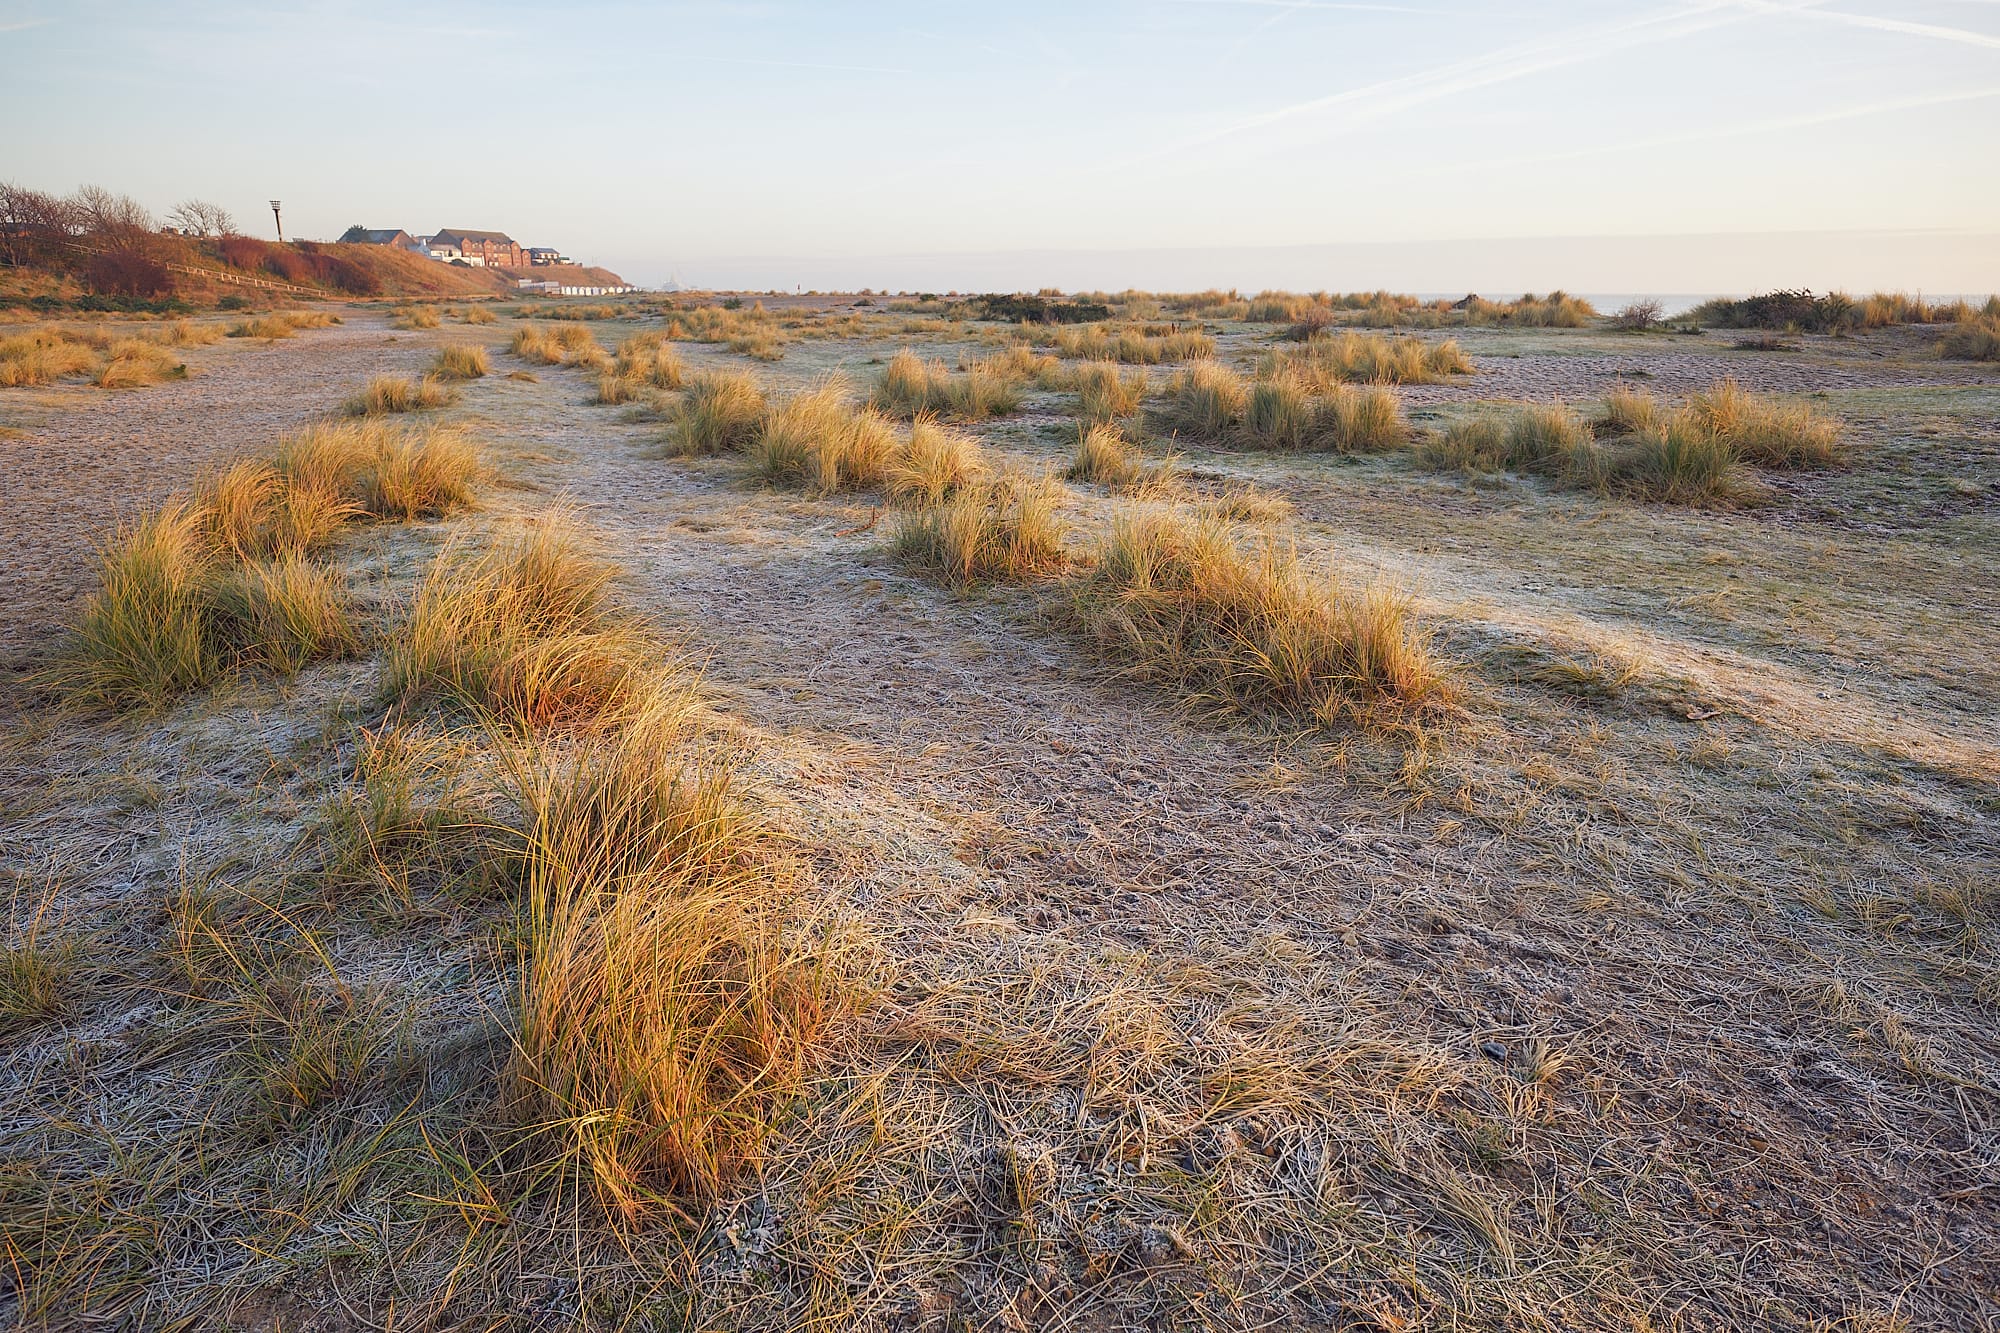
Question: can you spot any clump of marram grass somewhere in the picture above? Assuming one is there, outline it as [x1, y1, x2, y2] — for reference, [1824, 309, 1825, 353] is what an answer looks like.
[152, 319, 224, 348]
[91, 339, 186, 389]
[671, 369, 768, 456]
[1938, 313, 2000, 362]
[612, 332, 686, 390]
[1503, 402, 1595, 472]
[344, 374, 457, 415]
[227, 311, 339, 340]
[206, 556, 360, 675]
[1066, 359, 1149, 421]
[869, 349, 1021, 421]
[1154, 363, 1404, 451]
[461, 305, 499, 325]
[1269, 331, 1472, 387]
[1415, 418, 1508, 472]
[502, 689, 843, 1214]
[1068, 511, 1451, 724]
[749, 377, 899, 494]
[386, 513, 647, 729]
[512, 322, 609, 370]
[394, 306, 442, 331]
[273, 419, 480, 520]
[1613, 413, 1740, 503]
[60, 497, 362, 705]
[891, 476, 1067, 586]
[1685, 379, 1842, 467]
[0, 329, 102, 387]
[1150, 360, 1249, 441]
[430, 344, 489, 381]
[1066, 422, 1178, 494]
[62, 503, 222, 705]
[1043, 324, 1215, 364]
[888, 416, 986, 506]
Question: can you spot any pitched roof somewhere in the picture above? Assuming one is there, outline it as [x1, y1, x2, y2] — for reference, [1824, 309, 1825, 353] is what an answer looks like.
[342, 227, 414, 245]
[431, 228, 516, 246]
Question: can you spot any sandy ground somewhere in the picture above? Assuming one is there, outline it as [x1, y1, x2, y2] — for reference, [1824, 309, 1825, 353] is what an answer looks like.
[2, 306, 1996, 1329]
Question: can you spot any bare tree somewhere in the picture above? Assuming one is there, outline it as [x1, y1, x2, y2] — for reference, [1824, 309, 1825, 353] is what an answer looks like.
[0, 181, 83, 265]
[73, 185, 154, 242]
[168, 198, 236, 238]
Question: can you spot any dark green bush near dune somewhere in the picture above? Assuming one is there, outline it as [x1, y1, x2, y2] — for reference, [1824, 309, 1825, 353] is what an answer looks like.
[975, 293, 1111, 324]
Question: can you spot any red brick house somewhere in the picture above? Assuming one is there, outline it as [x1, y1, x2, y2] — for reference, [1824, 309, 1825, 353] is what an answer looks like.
[427, 228, 527, 268]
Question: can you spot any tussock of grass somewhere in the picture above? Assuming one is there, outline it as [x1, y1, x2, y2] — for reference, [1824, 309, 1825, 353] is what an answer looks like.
[671, 370, 768, 456]
[511, 322, 608, 370]
[386, 514, 645, 729]
[91, 339, 186, 388]
[891, 476, 1067, 586]
[1064, 359, 1149, 421]
[1269, 331, 1472, 387]
[1038, 324, 1215, 364]
[1154, 363, 1405, 451]
[1069, 511, 1450, 723]
[612, 332, 686, 389]
[207, 556, 360, 675]
[750, 377, 899, 494]
[1150, 360, 1249, 441]
[868, 349, 1022, 421]
[63, 503, 220, 706]
[0, 330, 102, 386]
[888, 416, 986, 507]
[1423, 382, 1834, 503]
[430, 344, 489, 381]
[227, 311, 338, 340]
[1938, 313, 2000, 362]
[155, 319, 224, 347]
[503, 692, 839, 1213]
[1685, 379, 1841, 467]
[344, 373, 457, 415]
[461, 305, 499, 325]
[1066, 421, 1177, 494]
[394, 306, 442, 330]
[274, 419, 480, 520]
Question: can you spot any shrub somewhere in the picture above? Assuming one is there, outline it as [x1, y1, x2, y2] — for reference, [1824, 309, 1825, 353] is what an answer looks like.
[1690, 290, 1857, 333]
[1610, 300, 1663, 332]
[1070, 512, 1449, 723]
[671, 370, 767, 456]
[889, 417, 986, 507]
[891, 477, 1067, 586]
[430, 344, 489, 381]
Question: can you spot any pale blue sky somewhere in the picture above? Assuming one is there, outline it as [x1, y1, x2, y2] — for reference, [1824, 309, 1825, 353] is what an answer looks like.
[4, 1, 1996, 291]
